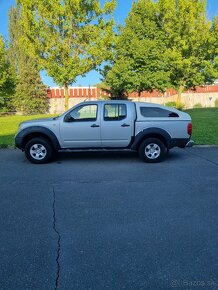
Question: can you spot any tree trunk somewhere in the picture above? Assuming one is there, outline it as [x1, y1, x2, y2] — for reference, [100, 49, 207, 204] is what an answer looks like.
[64, 83, 69, 111]
[177, 86, 184, 104]
[162, 91, 166, 106]
[138, 91, 141, 102]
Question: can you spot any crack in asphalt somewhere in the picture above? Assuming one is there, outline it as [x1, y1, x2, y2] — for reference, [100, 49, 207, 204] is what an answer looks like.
[52, 187, 61, 290]
[185, 149, 218, 166]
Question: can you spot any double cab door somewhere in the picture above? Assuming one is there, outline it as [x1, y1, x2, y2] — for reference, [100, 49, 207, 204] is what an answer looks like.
[60, 102, 134, 148]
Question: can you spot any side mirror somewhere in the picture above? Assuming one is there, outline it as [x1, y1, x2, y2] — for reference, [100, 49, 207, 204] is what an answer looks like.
[64, 113, 74, 122]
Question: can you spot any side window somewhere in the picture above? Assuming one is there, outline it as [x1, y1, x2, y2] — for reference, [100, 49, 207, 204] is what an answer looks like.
[69, 105, 97, 121]
[104, 104, 127, 121]
[140, 107, 179, 118]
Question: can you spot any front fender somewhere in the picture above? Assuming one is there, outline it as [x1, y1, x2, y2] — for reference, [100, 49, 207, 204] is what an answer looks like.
[15, 126, 61, 150]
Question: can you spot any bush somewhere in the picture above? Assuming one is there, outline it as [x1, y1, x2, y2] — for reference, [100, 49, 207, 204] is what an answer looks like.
[0, 107, 9, 114]
[0, 96, 4, 107]
[165, 101, 176, 108]
[193, 103, 202, 109]
[215, 99, 218, 107]
[0, 95, 15, 114]
[98, 94, 110, 101]
[176, 102, 185, 110]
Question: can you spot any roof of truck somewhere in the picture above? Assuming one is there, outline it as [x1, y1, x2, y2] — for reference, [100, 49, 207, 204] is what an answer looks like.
[80, 100, 162, 106]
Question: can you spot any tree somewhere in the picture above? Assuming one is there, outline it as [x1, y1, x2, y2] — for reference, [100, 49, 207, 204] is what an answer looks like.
[13, 61, 48, 114]
[101, 61, 132, 99]
[104, 0, 218, 103]
[8, 4, 48, 114]
[205, 16, 218, 84]
[158, 0, 218, 103]
[103, 0, 170, 99]
[8, 5, 21, 74]
[18, 0, 116, 111]
[0, 35, 15, 112]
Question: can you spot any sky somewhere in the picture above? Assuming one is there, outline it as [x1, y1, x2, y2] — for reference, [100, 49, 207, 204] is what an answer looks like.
[0, 0, 218, 87]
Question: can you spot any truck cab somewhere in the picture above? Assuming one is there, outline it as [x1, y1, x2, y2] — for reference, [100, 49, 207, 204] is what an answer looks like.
[60, 101, 136, 148]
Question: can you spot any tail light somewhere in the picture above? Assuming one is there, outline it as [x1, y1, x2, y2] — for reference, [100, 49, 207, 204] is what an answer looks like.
[187, 123, 192, 136]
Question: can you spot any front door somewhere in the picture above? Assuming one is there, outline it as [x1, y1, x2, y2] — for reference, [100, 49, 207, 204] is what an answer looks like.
[60, 103, 101, 148]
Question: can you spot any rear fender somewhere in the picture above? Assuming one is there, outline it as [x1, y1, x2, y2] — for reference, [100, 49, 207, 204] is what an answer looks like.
[131, 128, 172, 150]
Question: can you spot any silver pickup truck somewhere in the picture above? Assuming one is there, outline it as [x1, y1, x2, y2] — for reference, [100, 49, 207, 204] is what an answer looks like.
[15, 101, 193, 164]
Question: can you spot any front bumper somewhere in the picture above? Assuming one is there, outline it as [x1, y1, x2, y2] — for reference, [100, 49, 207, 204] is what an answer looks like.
[15, 134, 23, 149]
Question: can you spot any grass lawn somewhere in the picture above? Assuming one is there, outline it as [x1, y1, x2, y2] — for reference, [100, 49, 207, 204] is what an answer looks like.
[0, 114, 55, 148]
[0, 108, 217, 147]
[185, 108, 218, 145]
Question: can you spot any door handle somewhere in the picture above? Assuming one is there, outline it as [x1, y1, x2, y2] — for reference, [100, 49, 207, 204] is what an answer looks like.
[91, 124, 100, 128]
[121, 123, 130, 127]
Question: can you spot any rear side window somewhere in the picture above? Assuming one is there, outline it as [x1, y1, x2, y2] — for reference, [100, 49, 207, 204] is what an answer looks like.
[140, 107, 179, 118]
[104, 104, 127, 121]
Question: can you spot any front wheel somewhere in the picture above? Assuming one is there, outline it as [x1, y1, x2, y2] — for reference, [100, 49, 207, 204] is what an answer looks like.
[138, 138, 167, 163]
[25, 138, 55, 164]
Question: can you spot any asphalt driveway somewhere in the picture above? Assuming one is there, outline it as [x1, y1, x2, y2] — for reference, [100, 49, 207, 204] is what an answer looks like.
[0, 148, 218, 290]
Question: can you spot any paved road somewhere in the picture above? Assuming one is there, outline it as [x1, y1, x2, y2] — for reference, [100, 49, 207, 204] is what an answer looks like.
[0, 148, 218, 290]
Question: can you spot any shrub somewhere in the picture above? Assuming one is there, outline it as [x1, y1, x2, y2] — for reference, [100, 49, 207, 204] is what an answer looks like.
[0, 107, 9, 114]
[165, 101, 176, 108]
[215, 99, 218, 107]
[0, 95, 15, 114]
[193, 103, 202, 109]
[176, 102, 185, 110]
[98, 94, 110, 101]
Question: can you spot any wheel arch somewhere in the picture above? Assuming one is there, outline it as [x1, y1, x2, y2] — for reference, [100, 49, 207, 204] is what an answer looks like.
[15, 126, 61, 151]
[131, 128, 172, 150]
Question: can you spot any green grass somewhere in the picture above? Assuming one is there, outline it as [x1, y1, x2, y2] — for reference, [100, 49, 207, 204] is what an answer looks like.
[0, 108, 217, 147]
[186, 108, 218, 145]
[0, 114, 55, 147]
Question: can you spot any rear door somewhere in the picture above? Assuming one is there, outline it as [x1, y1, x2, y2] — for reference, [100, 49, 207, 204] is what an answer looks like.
[101, 103, 134, 147]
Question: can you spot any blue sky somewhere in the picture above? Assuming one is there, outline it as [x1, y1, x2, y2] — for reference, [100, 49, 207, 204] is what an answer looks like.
[0, 0, 217, 87]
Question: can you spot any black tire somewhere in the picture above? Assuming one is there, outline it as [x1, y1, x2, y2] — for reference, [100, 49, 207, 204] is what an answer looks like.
[25, 137, 55, 164]
[138, 137, 167, 163]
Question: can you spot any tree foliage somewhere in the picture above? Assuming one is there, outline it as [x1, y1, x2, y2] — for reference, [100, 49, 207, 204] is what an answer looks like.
[13, 61, 48, 114]
[104, 0, 171, 98]
[0, 35, 15, 112]
[8, 4, 48, 114]
[101, 60, 133, 99]
[8, 5, 22, 74]
[104, 0, 218, 101]
[18, 0, 116, 110]
[158, 0, 218, 101]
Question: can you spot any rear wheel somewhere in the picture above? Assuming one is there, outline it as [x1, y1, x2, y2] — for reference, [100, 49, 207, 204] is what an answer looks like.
[25, 138, 55, 164]
[138, 138, 167, 163]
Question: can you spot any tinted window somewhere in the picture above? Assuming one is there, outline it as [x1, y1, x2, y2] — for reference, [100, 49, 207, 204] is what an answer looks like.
[69, 104, 97, 121]
[104, 104, 127, 121]
[140, 107, 179, 118]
